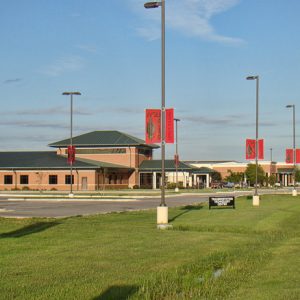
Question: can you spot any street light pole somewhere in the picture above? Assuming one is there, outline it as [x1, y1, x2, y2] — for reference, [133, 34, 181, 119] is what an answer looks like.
[286, 104, 297, 196]
[174, 118, 180, 192]
[62, 91, 81, 197]
[161, 0, 166, 207]
[145, 0, 169, 227]
[246, 75, 260, 206]
[270, 147, 273, 182]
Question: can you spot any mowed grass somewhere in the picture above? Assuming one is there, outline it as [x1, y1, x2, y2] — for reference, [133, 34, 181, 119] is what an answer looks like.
[0, 195, 299, 299]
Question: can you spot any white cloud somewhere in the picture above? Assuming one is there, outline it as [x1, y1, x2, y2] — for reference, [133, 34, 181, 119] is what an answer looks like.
[131, 0, 243, 44]
[136, 27, 161, 41]
[40, 55, 85, 76]
[3, 78, 22, 84]
[75, 44, 98, 53]
[0, 106, 92, 116]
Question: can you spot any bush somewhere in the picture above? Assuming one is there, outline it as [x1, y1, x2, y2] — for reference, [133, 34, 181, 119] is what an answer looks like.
[167, 183, 177, 189]
[22, 186, 30, 191]
[167, 182, 184, 189]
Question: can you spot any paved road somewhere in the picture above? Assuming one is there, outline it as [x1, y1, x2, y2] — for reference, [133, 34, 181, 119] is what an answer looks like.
[0, 195, 204, 218]
[0, 189, 292, 218]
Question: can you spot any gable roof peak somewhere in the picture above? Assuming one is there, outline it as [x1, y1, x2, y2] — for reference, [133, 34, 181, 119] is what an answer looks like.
[48, 130, 159, 149]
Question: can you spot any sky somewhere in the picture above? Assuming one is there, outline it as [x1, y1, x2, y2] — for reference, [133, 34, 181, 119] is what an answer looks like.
[1, 0, 300, 162]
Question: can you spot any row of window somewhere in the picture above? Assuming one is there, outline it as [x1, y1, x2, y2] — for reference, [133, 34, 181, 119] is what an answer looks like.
[65, 148, 126, 154]
[3, 175, 74, 185]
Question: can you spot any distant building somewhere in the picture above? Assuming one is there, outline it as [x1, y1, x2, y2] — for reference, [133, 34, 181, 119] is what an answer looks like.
[187, 160, 294, 186]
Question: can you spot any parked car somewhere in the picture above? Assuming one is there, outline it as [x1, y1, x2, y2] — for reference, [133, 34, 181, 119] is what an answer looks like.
[211, 182, 223, 189]
[223, 182, 234, 188]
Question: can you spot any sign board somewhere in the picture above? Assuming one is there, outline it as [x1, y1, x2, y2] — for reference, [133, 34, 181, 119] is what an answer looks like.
[209, 196, 235, 209]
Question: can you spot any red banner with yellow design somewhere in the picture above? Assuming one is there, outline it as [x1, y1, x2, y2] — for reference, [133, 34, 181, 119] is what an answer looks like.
[165, 108, 174, 144]
[246, 139, 264, 160]
[285, 149, 300, 164]
[145, 109, 161, 144]
[246, 139, 256, 159]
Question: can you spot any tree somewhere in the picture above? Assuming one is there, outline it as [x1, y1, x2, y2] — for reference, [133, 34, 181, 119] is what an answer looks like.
[245, 164, 265, 186]
[267, 174, 276, 187]
[295, 168, 300, 183]
[225, 170, 244, 183]
[211, 171, 222, 182]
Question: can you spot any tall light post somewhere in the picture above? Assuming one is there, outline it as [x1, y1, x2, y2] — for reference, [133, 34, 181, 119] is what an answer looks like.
[144, 0, 169, 227]
[246, 75, 260, 206]
[286, 104, 297, 196]
[174, 118, 180, 192]
[62, 91, 81, 197]
[270, 147, 273, 183]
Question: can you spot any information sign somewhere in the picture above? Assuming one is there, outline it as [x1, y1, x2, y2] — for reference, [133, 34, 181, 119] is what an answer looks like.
[209, 196, 235, 209]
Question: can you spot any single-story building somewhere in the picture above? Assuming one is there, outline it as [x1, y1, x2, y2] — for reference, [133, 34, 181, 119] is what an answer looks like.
[139, 160, 215, 189]
[187, 160, 295, 186]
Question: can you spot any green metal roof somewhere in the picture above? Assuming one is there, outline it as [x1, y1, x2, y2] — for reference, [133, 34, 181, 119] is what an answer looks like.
[189, 167, 215, 174]
[49, 131, 159, 149]
[0, 151, 131, 170]
[139, 160, 190, 171]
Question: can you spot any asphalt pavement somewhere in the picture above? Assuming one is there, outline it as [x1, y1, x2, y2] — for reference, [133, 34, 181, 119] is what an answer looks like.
[0, 189, 292, 218]
[0, 191, 256, 218]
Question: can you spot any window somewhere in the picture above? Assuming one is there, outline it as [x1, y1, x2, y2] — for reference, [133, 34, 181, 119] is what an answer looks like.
[20, 175, 29, 185]
[139, 149, 152, 156]
[4, 175, 13, 185]
[49, 175, 58, 185]
[65, 175, 74, 184]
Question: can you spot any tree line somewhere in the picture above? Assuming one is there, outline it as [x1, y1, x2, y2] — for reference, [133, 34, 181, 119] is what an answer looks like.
[213, 164, 300, 187]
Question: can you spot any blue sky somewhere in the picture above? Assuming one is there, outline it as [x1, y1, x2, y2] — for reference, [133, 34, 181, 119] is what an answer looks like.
[1, 0, 300, 162]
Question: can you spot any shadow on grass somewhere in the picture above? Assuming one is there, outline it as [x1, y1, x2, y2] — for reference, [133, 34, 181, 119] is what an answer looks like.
[0, 221, 60, 238]
[93, 285, 139, 300]
[169, 204, 204, 222]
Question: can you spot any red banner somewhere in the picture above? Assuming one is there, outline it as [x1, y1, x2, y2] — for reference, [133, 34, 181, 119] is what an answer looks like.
[296, 149, 300, 163]
[246, 139, 264, 160]
[285, 149, 300, 164]
[258, 139, 264, 160]
[145, 108, 174, 144]
[145, 109, 161, 144]
[286, 149, 293, 164]
[165, 108, 174, 144]
[246, 139, 256, 159]
[67, 146, 76, 165]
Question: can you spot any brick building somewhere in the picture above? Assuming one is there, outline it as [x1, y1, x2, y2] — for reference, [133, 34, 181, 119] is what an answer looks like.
[0, 131, 158, 191]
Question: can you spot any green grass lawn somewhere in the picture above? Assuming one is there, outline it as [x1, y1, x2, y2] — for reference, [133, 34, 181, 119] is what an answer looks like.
[0, 194, 299, 299]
